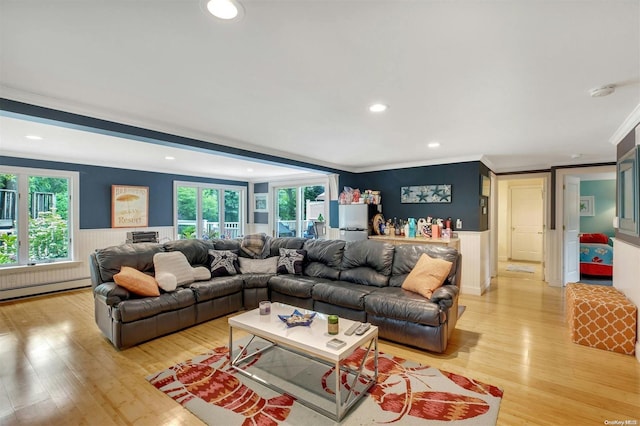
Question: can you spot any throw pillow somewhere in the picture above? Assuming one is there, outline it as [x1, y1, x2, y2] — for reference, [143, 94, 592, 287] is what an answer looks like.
[237, 257, 278, 274]
[193, 266, 212, 281]
[401, 253, 453, 299]
[277, 248, 306, 275]
[208, 250, 239, 277]
[113, 266, 160, 297]
[240, 233, 268, 258]
[155, 272, 178, 292]
[153, 251, 195, 289]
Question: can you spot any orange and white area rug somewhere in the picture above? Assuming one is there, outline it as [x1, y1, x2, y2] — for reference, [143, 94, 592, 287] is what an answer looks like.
[147, 340, 503, 425]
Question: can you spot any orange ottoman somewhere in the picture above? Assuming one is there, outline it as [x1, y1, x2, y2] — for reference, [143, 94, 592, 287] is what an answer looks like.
[566, 283, 637, 355]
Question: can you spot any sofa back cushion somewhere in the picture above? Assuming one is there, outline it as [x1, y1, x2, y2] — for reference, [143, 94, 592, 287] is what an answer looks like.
[94, 242, 164, 283]
[302, 239, 345, 280]
[211, 238, 242, 251]
[269, 237, 306, 257]
[163, 239, 214, 266]
[340, 240, 394, 287]
[390, 244, 460, 287]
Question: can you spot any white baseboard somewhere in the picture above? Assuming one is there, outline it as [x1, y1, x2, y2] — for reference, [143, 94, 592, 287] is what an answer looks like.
[0, 278, 91, 301]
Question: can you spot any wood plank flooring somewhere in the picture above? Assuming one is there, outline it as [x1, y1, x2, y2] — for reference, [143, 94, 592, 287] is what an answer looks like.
[1, 273, 638, 425]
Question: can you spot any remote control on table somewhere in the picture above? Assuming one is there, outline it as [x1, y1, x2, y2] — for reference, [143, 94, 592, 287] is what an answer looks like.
[344, 322, 361, 336]
[354, 322, 371, 335]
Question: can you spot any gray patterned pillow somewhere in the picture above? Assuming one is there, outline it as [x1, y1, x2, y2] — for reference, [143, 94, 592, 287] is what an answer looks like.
[208, 250, 239, 277]
[277, 248, 306, 275]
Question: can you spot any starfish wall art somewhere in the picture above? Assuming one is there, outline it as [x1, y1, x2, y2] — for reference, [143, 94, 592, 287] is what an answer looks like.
[400, 185, 452, 204]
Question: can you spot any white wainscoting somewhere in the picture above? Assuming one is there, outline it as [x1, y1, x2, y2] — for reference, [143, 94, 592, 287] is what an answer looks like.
[0, 227, 174, 300]
[612, 239, 640, 363]
[457, 230, 492, 296]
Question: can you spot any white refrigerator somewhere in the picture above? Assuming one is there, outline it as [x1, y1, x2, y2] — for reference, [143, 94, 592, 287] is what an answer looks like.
[338, 204, 369, 241]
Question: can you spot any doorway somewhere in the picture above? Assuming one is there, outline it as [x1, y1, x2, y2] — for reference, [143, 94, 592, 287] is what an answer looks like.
[565, 168, 616, 286]
[496, 176, 546, 281]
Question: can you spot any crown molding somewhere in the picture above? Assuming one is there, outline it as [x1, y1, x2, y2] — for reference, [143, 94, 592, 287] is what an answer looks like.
[609, 102, 640, 145]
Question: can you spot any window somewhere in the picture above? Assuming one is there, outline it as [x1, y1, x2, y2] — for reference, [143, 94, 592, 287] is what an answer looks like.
[274, 184, 326, 239]
[174, 181, 245, 240]
[0, 167, 76, 267]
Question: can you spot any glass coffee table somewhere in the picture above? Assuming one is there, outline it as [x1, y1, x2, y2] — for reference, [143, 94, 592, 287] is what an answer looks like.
[228, 302, 378, 421]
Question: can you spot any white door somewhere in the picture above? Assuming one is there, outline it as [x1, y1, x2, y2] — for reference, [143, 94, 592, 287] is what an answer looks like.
[510, 186, 544, 261]
[563, 176, 580, 284]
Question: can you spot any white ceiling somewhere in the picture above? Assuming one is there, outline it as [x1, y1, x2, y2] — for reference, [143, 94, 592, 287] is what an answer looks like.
[1, 0, 639, 179]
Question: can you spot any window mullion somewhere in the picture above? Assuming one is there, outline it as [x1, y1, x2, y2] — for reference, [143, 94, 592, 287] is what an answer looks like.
[17, 174, 29, 265]
[219, 189, 225, 239]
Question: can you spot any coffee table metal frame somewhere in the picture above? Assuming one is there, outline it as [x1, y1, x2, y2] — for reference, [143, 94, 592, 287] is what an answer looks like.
[228, 303, 378, 421]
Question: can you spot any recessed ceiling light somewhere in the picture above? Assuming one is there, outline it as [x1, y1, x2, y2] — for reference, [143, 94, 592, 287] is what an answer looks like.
[165, 156, 175, 160]
[26, 135, 43, 140]
[368, 103, 388, 113]
[206, 0, 243, 20]
[247, 168, 254, 172]
[427, 142, 440, 149]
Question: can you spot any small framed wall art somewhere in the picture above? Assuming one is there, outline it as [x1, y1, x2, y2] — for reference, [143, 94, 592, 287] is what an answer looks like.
[254, 193, 268, 212]
[579, 196, 595, 217]
[112, 185, 149, 228]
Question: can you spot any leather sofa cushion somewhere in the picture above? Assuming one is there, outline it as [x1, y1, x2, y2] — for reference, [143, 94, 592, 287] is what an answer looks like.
[303, 262, 340, 280]
[312, 281, 377, 310]
[303, 239, 345, 268]
[112, 287, 196, 323]
[189, 276, 244, 302]
[269, 275, 317, 298]
[94, 282, 130, 305]
[269, 237, 306, 257]
[163, 239, 214, 265]
[390, 244, 460, 287]
[95, 242, 164, 283]
[211, 238, 242, 251]
[340, 240, 394, 287]
[241, 273, 274, 289]
[364, 287, 443, 327]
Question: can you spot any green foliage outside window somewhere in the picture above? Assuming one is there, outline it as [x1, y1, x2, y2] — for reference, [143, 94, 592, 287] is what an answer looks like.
[0, 234, 17, 264]
[29, 210, 69, 261]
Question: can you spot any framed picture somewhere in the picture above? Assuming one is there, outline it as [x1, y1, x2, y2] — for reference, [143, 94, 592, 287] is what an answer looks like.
[112, 185, 149, 228]
[579, 196, 595, 217]
[401, 184, 451, 203]
[481, 175, 491, 197]
[254, 193, 268, 212]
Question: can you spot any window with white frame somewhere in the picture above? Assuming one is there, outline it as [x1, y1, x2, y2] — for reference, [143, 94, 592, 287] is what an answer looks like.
[273, 183, 326, 239]
[174, 181, 245, 240]
[0, 167, 77, 267]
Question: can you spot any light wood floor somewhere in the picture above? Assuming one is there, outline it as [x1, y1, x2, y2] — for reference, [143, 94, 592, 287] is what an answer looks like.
[1, 275, 639, 425]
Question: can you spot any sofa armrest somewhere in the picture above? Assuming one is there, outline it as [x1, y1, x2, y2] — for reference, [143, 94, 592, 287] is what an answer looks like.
[94, 282, 130, 306]
[430, 285, 459, 309]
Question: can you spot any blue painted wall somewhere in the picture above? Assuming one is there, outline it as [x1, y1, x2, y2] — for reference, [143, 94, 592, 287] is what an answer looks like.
[1, 156, 248, 229]
[339, 162, 488, 231]
[580, 179, 616, 238]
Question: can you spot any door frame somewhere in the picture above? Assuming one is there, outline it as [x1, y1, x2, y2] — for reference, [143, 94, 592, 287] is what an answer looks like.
[552, 165, 616, 286]
[492, 173, 550, 282]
